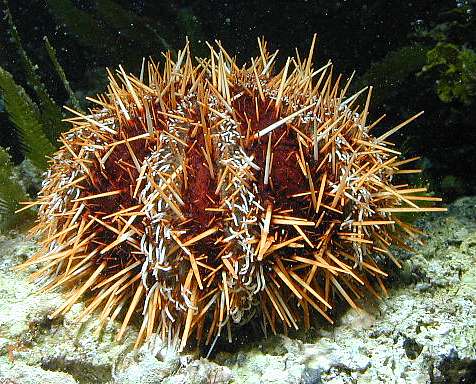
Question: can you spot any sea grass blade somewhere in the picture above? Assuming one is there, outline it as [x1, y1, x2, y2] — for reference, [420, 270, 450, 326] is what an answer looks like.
[0, 66, 55, 170]
[43, 36, 82, 112]
[3, 0, 67, 142]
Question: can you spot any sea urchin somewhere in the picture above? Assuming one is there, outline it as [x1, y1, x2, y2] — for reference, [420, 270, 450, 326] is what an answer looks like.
[19, 36, 445, 352]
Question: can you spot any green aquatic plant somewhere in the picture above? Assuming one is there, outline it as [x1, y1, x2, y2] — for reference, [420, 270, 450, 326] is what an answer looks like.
[0, 67, 55, 170]
[0, 147, 34, 232]
[44, 36, 82, 112]
[420, 43, 476, 105]
[1, 1, 87, 171]
[354, 45, 428, 103]
[411, 0, 476, 105]
[3, 0, 67, 141]
[45, 0, 172, 69]
[0, 0, 86, 231]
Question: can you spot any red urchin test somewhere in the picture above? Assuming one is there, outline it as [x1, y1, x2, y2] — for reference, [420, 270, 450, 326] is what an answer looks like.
[19, 36, 446, 352]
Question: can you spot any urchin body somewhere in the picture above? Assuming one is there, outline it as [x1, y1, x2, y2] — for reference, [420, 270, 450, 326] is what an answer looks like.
[21, 37, 444, 351]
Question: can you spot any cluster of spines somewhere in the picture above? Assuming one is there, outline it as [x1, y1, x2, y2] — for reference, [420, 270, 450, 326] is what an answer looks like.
[19, 36, 445, 352]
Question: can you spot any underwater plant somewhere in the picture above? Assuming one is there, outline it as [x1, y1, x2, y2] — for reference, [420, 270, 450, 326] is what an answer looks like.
[2, 1, 67, 144]
[0, 66, 55, 170]
[0, 147, 35, 231]
[421, 42, 476, 105]
[18, 37, 445, 352]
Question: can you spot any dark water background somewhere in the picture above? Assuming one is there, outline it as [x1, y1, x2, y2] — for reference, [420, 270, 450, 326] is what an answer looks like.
[1, 0, 475, 200]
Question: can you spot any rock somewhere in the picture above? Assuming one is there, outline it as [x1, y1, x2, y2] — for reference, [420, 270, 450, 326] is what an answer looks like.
[301, 367, 322, 384]
[113, 347, 181, 384]
[0, 361, 77, 384]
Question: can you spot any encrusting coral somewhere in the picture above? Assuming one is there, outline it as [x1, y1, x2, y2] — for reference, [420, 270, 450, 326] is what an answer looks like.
[18, 36, 445, 352]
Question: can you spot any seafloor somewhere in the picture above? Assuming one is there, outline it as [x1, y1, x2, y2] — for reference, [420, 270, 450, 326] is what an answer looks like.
[0, 197, 475, 384]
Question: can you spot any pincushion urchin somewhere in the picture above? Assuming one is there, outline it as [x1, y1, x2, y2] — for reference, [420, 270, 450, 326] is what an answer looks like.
[20, 36, 445, 352]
